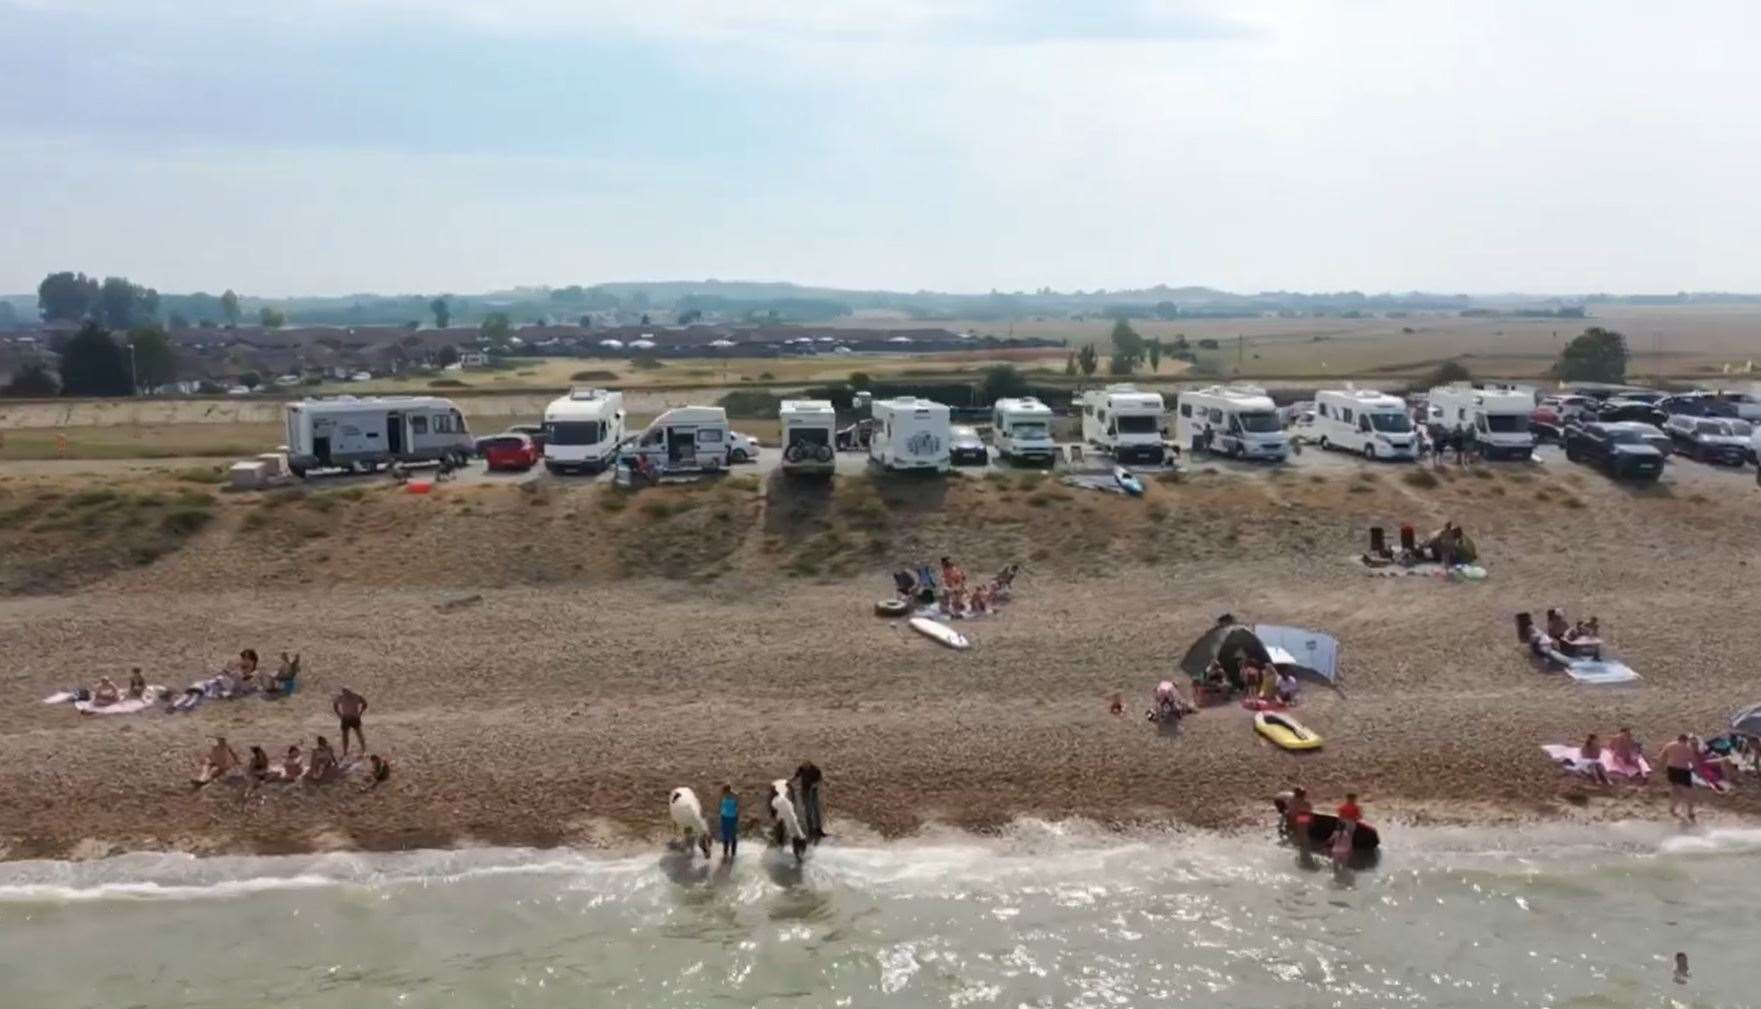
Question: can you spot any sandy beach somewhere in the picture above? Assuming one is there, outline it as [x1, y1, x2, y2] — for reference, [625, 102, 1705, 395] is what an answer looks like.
[3, 451, 1759, 861]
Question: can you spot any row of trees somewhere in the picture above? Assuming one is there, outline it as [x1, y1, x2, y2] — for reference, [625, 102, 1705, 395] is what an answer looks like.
[37, 271, 250, 330]
[2, 321, 180, 397]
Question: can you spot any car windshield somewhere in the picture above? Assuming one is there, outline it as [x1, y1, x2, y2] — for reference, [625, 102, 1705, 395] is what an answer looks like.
[485, 436, 525, 450]
[1696, 420, 1727, 435]
[1009, 421, 1049, 439]
[1368, 412, 1412, 433]
[549, 421, 603, 445]
[1237, 411, 1280, 433]
[1728, 420, 1753, 436]
[1484, 414, 1527, 433]
[1607, 430, 1642, 445]
[1116, 414, 1160, 434]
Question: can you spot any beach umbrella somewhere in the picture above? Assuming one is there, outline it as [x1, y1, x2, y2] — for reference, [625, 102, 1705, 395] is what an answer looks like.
[1177, 623, 1272, 688]
[1732, 702, 1761, 737]
[1254, 625, 1341, 686]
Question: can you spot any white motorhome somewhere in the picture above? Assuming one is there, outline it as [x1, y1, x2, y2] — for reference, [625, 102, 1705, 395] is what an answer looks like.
[1427, 383, 1536, 459]
[779, 399, 837, 476]
[1174, 385, 1290, 462]
[542, 387, 625, 474]
[622, 406, 730, 474]
[1078, 384, 1167, 464]
[1312, 389, 1418, 460]
[283, 396, 473, 477]
[869, 397, 951, 473]
[991, 396, 1057, 465]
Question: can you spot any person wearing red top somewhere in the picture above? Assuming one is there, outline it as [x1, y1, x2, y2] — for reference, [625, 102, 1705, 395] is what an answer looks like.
[1337, 792, 1362, 823]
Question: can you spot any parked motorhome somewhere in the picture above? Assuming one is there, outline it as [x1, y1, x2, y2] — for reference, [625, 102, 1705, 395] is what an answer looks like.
[992, 397, 1057, 465]
[1427, 383, 1536, 459]
[1174, 386, 1290, 462]
[621, 406, 731, 474]
[869, 397, 952, 473]
[779, 399, 837, 476]
[1312, 389, 1418, 460]
[1078, 385, 1166, 464]
[542, 388, 625, 474]
[283, 396, 473, 477]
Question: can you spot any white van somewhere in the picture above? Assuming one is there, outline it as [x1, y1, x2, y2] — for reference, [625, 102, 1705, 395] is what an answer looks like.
[869, 397, 951, 473]
[283, 396, 473, 477]
[1313, 389, 1418, 460]
[1078, 384, 1166, 464]
[992, 397, 1057, 465]
[622, 406, 730, 474]
[1427, 383, 1536, 460]
[542, 387, 625, 474]
[779, 399, 837, 476]
[1173, 385, 1289, 462]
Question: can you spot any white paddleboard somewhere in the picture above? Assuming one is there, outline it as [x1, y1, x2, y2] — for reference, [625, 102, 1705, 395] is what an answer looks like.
[909, 616, 970, 650]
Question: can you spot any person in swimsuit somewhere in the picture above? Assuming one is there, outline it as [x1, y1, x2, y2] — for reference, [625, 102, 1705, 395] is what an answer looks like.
[1283, 786, 1313, 842]
[281, 744, 305, 781]
[1337, 793, 1362, 823]
[1546, 608, 1570, 641]
[718, 785, 739, 860]
[246, 745, 270, 785]
[364, 754, 392, 791]
[306, 736, 337, 782]
[192, 736, 240, 789]
[1660, 735, 1697, 821]
[1609, 727, 1645, 779]
[127, 667, 147, 700]
[90, 677, 121, 707]
[334, 687, 368, 756]
[1580, 734, 1612, 785]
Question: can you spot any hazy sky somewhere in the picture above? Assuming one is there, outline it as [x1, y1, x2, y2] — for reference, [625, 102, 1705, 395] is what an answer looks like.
[3, 0, 1758, 296]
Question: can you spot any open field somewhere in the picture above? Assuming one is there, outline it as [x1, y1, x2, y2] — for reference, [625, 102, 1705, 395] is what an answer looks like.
[2, 445, 1759, 860]
[875, 304, 1761, 382]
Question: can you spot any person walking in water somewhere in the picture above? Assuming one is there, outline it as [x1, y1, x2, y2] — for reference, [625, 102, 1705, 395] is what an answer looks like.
[718, 785, 739, 860]
[334, 687, 368, 756]
[795, 761, 825, 842]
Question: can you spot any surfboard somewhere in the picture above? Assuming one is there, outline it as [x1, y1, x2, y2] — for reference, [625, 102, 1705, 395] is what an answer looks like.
[1114, 465, 1145, 496]
[909, 616, 969, 650]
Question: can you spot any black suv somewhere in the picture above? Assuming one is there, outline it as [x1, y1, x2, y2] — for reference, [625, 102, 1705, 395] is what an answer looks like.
[1564, 422, 1665, 480]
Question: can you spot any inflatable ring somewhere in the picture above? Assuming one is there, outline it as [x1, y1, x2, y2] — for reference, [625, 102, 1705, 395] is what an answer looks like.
[875, 599, 909, 617]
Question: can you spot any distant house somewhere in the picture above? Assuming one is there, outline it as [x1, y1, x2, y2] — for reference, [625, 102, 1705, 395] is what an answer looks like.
[458, 351, 489, 368]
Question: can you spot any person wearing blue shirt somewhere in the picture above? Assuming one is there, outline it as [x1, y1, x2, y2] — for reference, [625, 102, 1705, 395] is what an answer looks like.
[718, 785, 739, 860]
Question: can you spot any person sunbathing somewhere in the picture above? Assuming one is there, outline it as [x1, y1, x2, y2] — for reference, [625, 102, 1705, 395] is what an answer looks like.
[90, 677, 121, 708]
[969, 585, 992, 614]
[1546, 609, 1570, 641]
[246, 745, 271, 786]
[1151, 681, 1195, 722]
[1275, 669, 1298, 705]
[192, 736, 241, 789]
[365, 754, 392, 790]
[1239, 660, 1264, 697]
[279, 744, 305, 782]
[1609, 727, 1645, 779]
[306, 736, 338, 782]
[1580, 734, 1611, 786]
[127, 668, 147, 699]
[265, 652, 300, 697]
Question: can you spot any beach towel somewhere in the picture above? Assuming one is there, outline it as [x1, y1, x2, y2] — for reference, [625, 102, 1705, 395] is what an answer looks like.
[1541, 744, 1651, 779]
[41, 690, 84, 705]
[75, 687, 166, 716]
[1564, 659, 1641, 685]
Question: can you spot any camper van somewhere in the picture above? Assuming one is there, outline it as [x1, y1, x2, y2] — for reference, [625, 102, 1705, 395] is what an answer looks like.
[542, 387, 625, 474]
[283, 396, 473, 477]
[1428, 383, 1536, 460]
[779, 399, 838, 476]
[868, 397, 951, 473]
[1312, 389, 1418, 460]
[622, 406, 731, 474]
[992, 397, 1057, 465]
[1078, 385, 1167, 464]
[1174, 386, 1290, 462]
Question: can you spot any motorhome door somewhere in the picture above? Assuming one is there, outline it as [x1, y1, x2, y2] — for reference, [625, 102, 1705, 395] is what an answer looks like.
[387, 412, 405, 454]
[668, 426, 697, 464]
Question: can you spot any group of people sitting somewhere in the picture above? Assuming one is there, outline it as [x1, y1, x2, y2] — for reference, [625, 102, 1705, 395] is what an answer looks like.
[171, 649, 301, 710]
[1196, 656, 1298, 707]
[83, 667, 156, 708]
[892, 558, 1019, 618]
[1528, 609, 1603, 661]
[192, 733, 390, 793]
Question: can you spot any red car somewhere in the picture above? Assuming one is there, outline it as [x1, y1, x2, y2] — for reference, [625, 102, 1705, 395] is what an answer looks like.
[481, 433, 540, 471]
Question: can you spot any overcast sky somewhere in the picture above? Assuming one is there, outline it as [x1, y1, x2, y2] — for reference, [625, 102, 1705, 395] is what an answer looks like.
[3, 0, 1757, 297]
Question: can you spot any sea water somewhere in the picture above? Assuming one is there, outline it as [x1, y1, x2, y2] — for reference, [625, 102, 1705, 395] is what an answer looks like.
[1, 820, 1757, 1008]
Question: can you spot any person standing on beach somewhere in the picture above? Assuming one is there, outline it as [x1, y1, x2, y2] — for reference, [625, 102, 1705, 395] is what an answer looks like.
[1661, 735, 1698, 822]
[718, 785, 739, 860]
[1337, 792, 1362, 823]
[334, 687, 368, 756]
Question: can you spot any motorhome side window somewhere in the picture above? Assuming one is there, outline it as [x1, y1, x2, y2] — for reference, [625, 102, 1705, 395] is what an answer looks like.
[641, 427, 663, 446]
[411, 415, 429, 435]
[1358, 416, 1371, 433]
[1179, 403, 1192, 418]
[433, 415, 451, 433]
[1208, 408, 1222, 424]
[1341, 408, 1353, 423]
[699, 429, 723, 443]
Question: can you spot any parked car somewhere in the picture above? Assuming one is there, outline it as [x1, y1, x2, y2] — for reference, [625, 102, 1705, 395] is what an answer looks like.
[1664, 415, 1752, 464]
[1595, 399, 1666, 428]
[949, 425, 989, 466]
[507, 423, 548, 454]
[481, 433, 540, 472]
[1530, 395, 1592, 440]
[1564, 421, 1666, 480]
[728, 431, 761, 464]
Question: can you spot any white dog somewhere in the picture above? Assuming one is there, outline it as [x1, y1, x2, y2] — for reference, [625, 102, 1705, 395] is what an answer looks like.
[669, 787, 712, 858]
[769, 778, 808, 863]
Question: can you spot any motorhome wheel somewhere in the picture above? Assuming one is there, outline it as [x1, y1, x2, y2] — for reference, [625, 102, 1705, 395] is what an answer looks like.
[731, 448, 749, 463]
[1363, 443, 1376, 460]
[1318, 436, 1329, 450]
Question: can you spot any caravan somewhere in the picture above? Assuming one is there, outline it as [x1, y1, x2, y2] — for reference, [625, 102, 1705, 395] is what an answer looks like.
[283, 396, 473, 477]
[1312, 389, 1418, 460]
[1174, 386, 1290, 462]
[869, 397, 951, 473]
[1078, 385, 1167, 464]
[991, 397, 1057, 465]
[542, 388, 625, 474]
[779, 399, 838, 476]
[623, 406, 731, 474]
[1428, 383, 1536, 460]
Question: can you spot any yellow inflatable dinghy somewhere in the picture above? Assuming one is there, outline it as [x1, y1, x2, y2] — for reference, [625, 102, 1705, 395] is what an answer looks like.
[1254, 711, 1323, 751]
